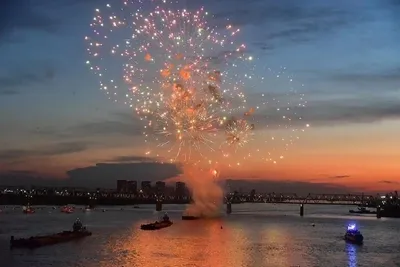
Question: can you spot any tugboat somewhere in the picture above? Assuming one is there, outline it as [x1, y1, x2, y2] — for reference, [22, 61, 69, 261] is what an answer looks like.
[10, 219, 92, 249]
[349, 206, 376, 214]
[141, 213, 173, 230]
[344, 224, 363, 245]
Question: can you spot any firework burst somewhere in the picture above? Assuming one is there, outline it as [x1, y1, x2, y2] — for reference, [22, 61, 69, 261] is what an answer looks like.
[85, 0, 309, 167]
[224, 118, 254, 149]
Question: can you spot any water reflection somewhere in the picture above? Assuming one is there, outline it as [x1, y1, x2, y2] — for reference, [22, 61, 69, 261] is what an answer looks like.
[2, 205, 399, 267]
[98, 219, 249, 267]
[261, 225, 308, 267]
[346, 243, 358, 267]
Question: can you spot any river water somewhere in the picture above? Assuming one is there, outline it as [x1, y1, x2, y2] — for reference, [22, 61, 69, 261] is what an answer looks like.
[0, 204, 399, 267]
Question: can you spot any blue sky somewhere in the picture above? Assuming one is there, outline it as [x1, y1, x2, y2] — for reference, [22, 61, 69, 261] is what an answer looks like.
[0, 0, 399, 191]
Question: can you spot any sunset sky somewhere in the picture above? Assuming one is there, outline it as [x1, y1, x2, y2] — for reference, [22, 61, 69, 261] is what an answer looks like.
[0, 0, 399, 192]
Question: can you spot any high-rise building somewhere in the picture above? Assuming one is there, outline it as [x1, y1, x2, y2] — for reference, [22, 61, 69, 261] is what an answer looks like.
[126, 180, 137, 193]
[141, 181, 152, 194]
[155, 181, 166, 195]
[164, 185, 175, 197]
[175, 182, 186, 198]
[117, 180, 128, 192]
[250, 189, 256, 196]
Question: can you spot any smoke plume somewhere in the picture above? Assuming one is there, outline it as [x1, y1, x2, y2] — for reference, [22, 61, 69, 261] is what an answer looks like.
[181, 164, 224, 217]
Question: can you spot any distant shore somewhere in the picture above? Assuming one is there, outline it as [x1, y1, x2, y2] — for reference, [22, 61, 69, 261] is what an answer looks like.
[0, 195, 190, 206]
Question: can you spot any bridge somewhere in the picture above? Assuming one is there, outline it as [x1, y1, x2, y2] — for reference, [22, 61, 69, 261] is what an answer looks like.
[225, 193, 377, 206]
[0, 187, 381, 207]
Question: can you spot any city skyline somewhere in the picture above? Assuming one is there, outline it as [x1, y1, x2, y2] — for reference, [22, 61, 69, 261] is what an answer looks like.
[1, 0, 400, 193]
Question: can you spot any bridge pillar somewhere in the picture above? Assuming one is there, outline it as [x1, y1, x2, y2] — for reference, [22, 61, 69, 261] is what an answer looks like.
[156, 200, 162, 211]
[88, 197, 96, 209]
[376, 205, 381, 219]
[300, 204, 304, 216]
[226, 202, 232, 214]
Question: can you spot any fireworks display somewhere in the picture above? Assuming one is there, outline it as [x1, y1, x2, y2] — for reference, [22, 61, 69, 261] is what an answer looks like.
[224, 118, 254, 148]
[85, 0, 309, 167]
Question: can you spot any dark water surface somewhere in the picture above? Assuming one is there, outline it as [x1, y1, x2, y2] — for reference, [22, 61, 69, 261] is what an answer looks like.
[1, 204, 399, 267]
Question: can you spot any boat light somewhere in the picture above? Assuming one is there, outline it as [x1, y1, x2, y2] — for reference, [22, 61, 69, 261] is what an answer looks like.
[347, 224, 357, 231]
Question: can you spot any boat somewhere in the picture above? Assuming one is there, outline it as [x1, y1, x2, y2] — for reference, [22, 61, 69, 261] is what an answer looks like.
[378, 191, 400, 218]
[349, 206, 376, 214]
[141, 213, 173, 230]
[182, 215, 201, 220]
[10, 219, 91, 249]
[140, 220, 173, 230]
[10, 229, 91, 249]
[182, 212, 206, 220]
[379, 205, 400, 218]
[22, 206, 35, 214]
[344, 224, 363, 244]
[61, 206, 74, 213]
